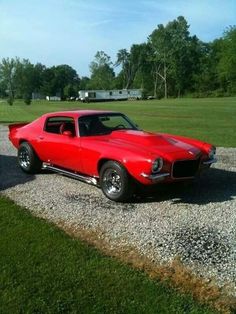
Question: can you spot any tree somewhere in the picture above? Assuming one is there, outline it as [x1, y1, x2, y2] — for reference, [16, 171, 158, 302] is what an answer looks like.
[0, 57, 19, 104]
[32, 63, 46, 92]
[132, 43, 153, 93]
[89, 51, 115, 89]
[79, 76, 90, 90]
[149, 24, 171, 98]
[217, 26, 236, 93]
[115, 49, 130, 88]
[52, 65, 80, 99]
[190, 41, 220, 96]
[40, 67, 56, 96]
[116, 44, 148, 89]
[40, 65, 80, 98]
[0, 81, 7, 98]
[15, 59, 37, 104]
[63, 84, 77, 98]
[149, 16, 194, 98]
[0, 58, 49, 104]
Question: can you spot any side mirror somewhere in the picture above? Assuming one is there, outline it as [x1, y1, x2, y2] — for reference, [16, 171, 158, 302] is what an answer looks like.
[62, 130, 73, 137]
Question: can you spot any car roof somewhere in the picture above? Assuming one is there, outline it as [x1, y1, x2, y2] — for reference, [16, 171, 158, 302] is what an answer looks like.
[42, 110, 119, 119]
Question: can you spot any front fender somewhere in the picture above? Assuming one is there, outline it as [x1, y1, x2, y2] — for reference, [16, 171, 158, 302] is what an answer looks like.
[80, 137, 154, 181]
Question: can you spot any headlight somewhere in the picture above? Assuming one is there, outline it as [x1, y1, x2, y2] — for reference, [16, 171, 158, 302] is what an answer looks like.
[152, 158, 163, 173]
[208, 146, 216, 159]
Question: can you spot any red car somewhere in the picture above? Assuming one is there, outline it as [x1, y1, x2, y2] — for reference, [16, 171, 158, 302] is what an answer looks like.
[9, 110, 217, 201]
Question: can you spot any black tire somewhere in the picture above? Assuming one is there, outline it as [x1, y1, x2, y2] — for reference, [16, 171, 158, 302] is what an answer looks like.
[99, 161, 134, 202]
[18, 142, 42, 174]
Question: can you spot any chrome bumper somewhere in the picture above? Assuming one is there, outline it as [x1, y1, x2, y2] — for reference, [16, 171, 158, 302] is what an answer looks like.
[202, 158, 217, 165]
[141, 157, 217, 181]
[140, 172, 170, 180]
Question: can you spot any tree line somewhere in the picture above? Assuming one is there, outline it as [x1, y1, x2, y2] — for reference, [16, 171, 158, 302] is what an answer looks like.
[0, 16, 235, 104]
[0, 59, 80, 105]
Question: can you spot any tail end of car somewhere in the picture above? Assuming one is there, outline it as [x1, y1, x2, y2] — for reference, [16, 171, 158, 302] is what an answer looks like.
[8, 123, 29, 147]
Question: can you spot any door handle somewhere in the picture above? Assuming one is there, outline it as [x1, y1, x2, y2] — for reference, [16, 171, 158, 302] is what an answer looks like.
[38, 136, 44, 140]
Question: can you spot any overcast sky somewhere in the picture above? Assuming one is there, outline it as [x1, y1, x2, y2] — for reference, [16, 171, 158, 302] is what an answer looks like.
[0, 0, 235, 76]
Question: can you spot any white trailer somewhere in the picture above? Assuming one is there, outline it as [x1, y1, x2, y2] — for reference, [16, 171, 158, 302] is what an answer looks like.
[78, 89, 142, 102]
[46, 96, 61, 101]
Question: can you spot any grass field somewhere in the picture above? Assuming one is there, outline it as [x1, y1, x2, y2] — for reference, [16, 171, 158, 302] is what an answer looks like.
[0, 196, 216, 314]
[0, 97, 235, 147]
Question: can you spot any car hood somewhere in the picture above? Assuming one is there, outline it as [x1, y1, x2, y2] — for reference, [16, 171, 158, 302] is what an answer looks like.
[107, 130, 201, 158]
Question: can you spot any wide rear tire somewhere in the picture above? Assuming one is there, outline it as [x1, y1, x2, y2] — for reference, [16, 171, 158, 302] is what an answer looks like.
[18, 142, 42, 174]
[99, 161, 134, 202]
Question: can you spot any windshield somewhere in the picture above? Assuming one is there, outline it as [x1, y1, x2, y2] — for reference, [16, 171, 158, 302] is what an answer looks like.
[78, 113, 138, 136]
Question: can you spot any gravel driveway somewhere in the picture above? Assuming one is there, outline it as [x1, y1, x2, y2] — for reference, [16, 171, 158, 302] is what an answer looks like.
[1, 125, 236, 296]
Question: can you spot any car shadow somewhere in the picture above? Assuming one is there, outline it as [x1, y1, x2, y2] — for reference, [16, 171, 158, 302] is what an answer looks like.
[1, 154, 235, 206]
[133, 168, 236, 205]
[0, 155, 35, 191]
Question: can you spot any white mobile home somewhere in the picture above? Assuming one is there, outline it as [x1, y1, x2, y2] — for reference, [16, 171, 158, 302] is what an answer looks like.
[78, 89, 142, 102]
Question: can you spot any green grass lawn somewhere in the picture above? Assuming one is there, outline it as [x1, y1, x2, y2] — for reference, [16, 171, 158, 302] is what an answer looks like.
[0, 97, 235, 146]
[0, 196, 216, 314]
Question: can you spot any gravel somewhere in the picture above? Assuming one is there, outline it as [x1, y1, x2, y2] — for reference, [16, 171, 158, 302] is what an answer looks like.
[1, 125, 236, 295]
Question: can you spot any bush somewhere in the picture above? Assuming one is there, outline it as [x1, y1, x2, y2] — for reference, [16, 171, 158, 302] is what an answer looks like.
[24, 95, 32, 105]
[7, 97, 14, 106]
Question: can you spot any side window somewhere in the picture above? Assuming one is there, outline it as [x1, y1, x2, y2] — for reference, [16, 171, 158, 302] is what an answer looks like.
[88, 92, 96, 98]
[45, 117, 76, 135]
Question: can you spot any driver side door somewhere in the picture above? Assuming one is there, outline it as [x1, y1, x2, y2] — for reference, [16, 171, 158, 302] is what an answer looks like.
[38, 116, 82, 171]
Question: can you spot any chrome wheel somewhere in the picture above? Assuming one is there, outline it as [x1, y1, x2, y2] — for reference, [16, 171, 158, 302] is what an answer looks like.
[18, 142, 42, 174]
[19, 147, 30, 169]
[103, 169, 122, 195]
[100, 161, 133, 202]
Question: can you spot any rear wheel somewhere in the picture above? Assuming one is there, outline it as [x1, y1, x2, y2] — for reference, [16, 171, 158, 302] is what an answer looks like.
[99, 161, 134, 202]
[18, 142, 42, 174]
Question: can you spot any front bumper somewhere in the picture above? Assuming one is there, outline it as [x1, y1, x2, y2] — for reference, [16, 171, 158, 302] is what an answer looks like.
[140, 172, 170, 180]
[140, 157, 217, 182]
[202, 158, 217, 165]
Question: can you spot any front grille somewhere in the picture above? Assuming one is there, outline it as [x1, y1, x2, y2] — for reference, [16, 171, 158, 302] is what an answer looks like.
[172, 158, 200, 178]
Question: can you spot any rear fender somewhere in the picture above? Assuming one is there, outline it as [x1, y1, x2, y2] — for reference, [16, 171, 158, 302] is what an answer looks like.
[8, 123, 29, 148]
[8, 123, 29, 132]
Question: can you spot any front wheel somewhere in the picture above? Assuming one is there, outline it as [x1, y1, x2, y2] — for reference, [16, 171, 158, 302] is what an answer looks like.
[99, 161, 134, 202]
[18, 142, 42, 174]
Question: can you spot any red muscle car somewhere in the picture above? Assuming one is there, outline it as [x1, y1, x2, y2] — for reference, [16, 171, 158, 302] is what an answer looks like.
[9, 110, 217, 201]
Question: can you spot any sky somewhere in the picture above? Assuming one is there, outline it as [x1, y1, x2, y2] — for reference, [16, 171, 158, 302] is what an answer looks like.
[0, 0, 235, 76]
